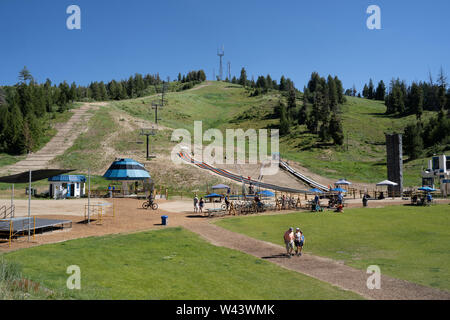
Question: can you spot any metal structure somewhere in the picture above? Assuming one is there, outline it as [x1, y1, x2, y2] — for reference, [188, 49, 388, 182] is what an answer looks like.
[0, 217, 72, 247]
[385, 133, 403, 196]
[217, 46, 224, 81]
[140, 127, 157, 160]
[151, 81, 167, 125]
[227, 61, 231, 81]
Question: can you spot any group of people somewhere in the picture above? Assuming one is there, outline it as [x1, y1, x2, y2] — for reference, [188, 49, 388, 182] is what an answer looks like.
[411, 193, 433, 205]
[193, 195, 205, 213]
[283, 227, 305, 258]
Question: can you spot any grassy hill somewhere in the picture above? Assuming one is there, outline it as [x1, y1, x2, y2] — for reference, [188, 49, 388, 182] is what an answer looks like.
[108, 81, 436, 188]
[2, 80, 439, 193]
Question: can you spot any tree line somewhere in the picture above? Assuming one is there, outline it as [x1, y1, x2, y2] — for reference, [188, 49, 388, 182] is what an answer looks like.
[225, 67, 296, 96]
[402, 69, 449, 160]
[0, 67, 207, 155]
[278, 72, 345, 146]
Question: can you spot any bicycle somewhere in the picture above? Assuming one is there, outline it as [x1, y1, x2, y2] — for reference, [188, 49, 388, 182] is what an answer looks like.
[142, 200, 158, 210]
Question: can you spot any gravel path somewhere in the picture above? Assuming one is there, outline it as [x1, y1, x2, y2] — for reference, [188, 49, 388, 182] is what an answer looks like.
[0, 103, 98, 175]
[183, 221, 450, 300]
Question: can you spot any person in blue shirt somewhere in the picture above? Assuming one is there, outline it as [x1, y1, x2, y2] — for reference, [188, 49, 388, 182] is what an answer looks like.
[294, 228, 305, 256]
[337, 192, 343, 205]
[426, 192, 432, 203]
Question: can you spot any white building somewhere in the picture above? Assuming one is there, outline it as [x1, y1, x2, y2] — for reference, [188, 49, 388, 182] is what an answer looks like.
[48, 175, 86, 199]
[421, 154, 450, 196]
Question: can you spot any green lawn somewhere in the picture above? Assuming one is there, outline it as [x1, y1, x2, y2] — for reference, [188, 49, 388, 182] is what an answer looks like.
[215, 205, 450, 291]
[2, 227, 362, 300]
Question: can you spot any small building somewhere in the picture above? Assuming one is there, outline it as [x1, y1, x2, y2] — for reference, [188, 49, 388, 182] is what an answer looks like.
[421, 154, 450, 196]
[48, 175, 86, 199]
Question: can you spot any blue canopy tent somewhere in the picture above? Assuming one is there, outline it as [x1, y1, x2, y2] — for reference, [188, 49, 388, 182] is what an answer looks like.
[205, 193, 222, 198]
[103, 158, 151, 196]
[204, 192, 223, 204]
[309, 188, 324, 194]
[257, 190, 275, 197]
[331, 187, 347, 193]
[418, 186, 436, 192]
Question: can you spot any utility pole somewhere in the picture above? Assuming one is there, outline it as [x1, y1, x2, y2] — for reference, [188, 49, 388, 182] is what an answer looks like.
[140, 128, 156, 160]
[217, 45, 224, 81]
[152, 81, 167, 125]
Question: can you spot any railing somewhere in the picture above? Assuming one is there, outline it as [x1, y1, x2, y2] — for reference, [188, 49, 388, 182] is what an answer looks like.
[0, 204, 15, 219]
[279, 160, 330, 192]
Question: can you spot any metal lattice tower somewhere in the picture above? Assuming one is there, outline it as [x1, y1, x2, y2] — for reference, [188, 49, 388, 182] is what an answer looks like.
[151, 81, 168, 125]
[217, 45, 224, 81]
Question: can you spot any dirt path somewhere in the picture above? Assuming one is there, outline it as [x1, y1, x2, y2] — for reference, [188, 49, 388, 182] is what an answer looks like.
[183, 221, 450, 300]
[0, 103, 99, 175]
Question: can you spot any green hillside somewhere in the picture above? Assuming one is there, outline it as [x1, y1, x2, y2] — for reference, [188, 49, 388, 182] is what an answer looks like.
[111, 81, 435, 187]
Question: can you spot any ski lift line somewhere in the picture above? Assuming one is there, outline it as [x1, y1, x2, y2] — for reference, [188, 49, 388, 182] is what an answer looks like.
[279, 160, 330, 192]
[178, 152, 309, 194]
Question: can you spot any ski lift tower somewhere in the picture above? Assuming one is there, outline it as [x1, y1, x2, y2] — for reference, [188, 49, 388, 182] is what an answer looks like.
[140, 127, 156, 160]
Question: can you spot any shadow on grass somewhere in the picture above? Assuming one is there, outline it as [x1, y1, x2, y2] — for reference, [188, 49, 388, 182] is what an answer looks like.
[262, 253, 291, 259]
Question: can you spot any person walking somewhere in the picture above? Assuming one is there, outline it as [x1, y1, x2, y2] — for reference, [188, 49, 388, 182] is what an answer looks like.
[294, 228, 305, 256]
[199, 197, 204, 213]
[193, 195, 199, 213]
[283, 227, 295, 258]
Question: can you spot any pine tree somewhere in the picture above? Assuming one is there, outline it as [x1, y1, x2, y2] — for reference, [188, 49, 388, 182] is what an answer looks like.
[18, 66, 33, 83]
[327, 75, 338, 111]
[239, 68, 247, 87]
[403, 122, 423, 160]
[368, 79, 375, 99]
[375, 80, 386, 101]
[279, 102, 290, 136]
[279, 76, 287, 91]
[329, 113, 344, 145]
[5, 102, 26, 154]
[287, 88, 297, 120]
[362, 84, 369, 98]
[334, 76, 345, 104]
[409, 82, 424, 119]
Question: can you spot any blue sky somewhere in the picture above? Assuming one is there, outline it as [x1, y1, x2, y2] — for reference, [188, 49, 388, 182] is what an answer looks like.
[0, 0, 449, 91]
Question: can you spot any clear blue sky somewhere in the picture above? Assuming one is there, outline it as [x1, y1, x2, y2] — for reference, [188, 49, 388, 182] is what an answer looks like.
[0, 0, 449, 92]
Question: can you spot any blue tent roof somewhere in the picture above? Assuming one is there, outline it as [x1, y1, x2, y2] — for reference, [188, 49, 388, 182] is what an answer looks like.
[331, 187, 347, 192]
[48, 175, 86, 182]
[103, 158, 151, 180]
[257, 190, 275, 196]
[418, 186, 436, 192]
[205, 193, 222, 198]
[309, 188, 324, 193]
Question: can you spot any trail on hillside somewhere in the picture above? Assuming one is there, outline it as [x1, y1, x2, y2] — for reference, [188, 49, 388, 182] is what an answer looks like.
[0, 103, 100, 175]
[183, 221, 450, 300]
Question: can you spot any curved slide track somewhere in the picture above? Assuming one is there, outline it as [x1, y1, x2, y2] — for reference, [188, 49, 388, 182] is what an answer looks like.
[178, 152, 309, 194]
[279, 160, 330, 192]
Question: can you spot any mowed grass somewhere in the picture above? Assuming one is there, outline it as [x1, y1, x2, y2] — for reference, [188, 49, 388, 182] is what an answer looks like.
[2, 228, 362, 300]
[216, 205, 450, 291]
